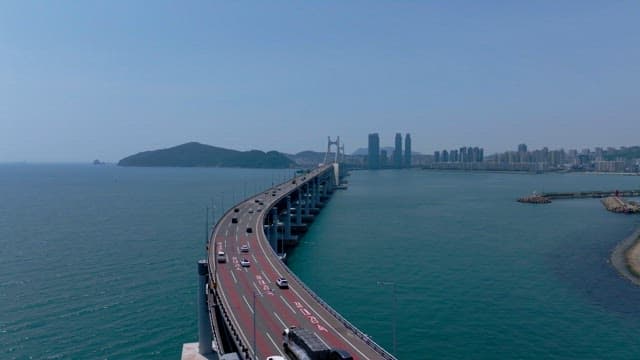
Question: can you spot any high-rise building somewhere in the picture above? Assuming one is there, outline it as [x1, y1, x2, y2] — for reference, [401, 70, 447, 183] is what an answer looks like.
[368, 133, 380, 169]
[380, 149, 388, 167]
[434, 151, 440, 163]
[442, 150, 449, 162]
[518, 143, 528, 153]
[404, 133, 412, 168]
[394, 133, 403, 168]
[459, 147, 467, 162]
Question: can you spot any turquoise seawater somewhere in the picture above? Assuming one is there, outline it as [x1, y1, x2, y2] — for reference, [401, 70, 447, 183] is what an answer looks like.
[2, 165, 640, 359]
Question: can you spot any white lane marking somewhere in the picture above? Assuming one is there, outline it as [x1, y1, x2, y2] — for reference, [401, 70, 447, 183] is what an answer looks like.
[272, 311, 287, 328]
[230, 271, 238, 284]
[225, 230, 229, 236]
[251, 254, 258, 263]
[266, 332, 285, 356]
[242, 295, 253, 314]
[261, 270, 272, 283]
[280, 295, 296, 314]
[253, 282, 262, 294]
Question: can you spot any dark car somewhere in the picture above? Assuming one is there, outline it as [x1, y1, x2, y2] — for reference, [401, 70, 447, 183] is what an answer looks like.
[329, 350, 353, 360]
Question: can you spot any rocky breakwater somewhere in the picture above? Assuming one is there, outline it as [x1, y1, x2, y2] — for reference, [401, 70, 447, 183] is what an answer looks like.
[601, 196, 640, 213]
[517, 194, 552, 204]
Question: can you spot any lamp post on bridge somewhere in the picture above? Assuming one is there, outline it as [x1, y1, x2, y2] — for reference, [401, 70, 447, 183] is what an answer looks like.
[205, 207, 209, 246]
[377, 281, 397, 355]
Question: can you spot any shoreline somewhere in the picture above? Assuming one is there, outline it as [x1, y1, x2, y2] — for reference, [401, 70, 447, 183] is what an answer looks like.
[610, 227, 640, 286]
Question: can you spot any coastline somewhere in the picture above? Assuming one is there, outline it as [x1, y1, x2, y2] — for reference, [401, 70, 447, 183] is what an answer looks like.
[610, 227, 640, 286]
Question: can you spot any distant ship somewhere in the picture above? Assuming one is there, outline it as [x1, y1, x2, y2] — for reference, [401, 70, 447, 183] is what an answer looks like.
[93, 159, 105, 165]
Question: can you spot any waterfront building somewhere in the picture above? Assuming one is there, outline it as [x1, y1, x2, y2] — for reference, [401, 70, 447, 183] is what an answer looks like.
[434, 151, 440, 163]
[404, 133, 412, 168]
[518, 143, 528, 153]
[367, 133, 380, 169]
[466, 147, 472, 162]
[442, 150, 449, 162]
[394, 133, 403, 168]
[380, 149, 388, 167]
[450, 149, 458, 163]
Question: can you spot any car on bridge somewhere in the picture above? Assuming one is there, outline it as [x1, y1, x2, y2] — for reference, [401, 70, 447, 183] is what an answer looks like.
[216, 251, 226, 263]
[240, 244, 249, 253]
[246, 227, 253, 233]
[240, 258, 250, 267]
[276, 277, 289, 289]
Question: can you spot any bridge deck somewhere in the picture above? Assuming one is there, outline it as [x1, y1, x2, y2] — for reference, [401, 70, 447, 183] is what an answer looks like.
[208, 165, 393, 360]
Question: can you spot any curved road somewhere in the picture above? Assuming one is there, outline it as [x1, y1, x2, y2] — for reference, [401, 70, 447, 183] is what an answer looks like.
[208, 165, 393, 360]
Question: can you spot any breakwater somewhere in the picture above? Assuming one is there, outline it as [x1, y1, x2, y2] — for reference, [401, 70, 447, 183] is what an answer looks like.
[518, 189, 640, 203]
[610, 228, 640, 286]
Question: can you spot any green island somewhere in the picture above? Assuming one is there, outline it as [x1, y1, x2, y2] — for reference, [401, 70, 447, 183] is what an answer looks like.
[117, 142, 295, 168]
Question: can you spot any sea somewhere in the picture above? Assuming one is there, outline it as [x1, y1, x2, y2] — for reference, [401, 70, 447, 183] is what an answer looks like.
[1, 164, 640, 359]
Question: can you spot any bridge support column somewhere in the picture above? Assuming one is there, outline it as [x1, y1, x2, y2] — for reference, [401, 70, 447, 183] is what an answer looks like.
[310, 179, 317, 208]
[296, 189, 302, 225]
[284, 196, 292, 241]
[304, 183, 311, 216]
[314, 178, 320, 206]
[322, 177, 328, 197]
[197, 260, 214, 356]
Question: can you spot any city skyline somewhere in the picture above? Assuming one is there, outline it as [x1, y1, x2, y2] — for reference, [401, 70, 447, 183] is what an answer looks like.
[2, 1, 640, 162]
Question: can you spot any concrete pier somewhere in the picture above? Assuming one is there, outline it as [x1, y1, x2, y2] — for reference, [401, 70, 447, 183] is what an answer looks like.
[601, 197, 640, 213]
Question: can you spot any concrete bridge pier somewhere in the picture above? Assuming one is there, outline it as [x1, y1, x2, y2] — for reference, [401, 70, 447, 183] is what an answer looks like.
[311, 179, 318, 208]
[304, 183, 311, 216]
[291, 190, 308, 234]
[197, 260, 215, 357]
[295, 189, 303, 226]
[322, 177, 329, 198]
[282, 196, 298, 245]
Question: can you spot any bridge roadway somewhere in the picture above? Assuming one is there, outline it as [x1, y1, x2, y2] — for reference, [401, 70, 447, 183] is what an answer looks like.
[207, 164, 394, 360]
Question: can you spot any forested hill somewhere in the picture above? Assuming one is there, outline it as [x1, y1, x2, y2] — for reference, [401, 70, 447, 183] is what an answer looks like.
[118, 142, 295, 168]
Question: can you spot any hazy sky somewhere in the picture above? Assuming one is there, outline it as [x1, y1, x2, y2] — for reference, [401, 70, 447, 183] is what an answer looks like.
[1, 1, 639, 162]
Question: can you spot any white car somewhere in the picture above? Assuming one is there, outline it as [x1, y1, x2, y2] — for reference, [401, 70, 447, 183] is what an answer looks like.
[240, 244, 249, 253]
[216, 251, 226, 263]
[276, 277, 289, 288]
[240, 258, 250, 267]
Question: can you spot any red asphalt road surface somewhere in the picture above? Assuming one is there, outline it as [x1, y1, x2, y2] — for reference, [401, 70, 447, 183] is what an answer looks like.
[208, 165, 390, 360]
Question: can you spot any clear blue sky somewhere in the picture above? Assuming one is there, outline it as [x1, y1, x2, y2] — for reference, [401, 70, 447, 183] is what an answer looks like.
[1, 1, 639, 162]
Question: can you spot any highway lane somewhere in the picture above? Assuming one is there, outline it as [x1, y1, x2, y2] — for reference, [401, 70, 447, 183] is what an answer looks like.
[209, 165, 393, 360]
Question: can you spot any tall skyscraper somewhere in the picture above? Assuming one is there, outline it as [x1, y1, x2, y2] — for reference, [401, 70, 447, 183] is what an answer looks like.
[404, 133, 412, 168]
[368, 133, 380, 169]
[518, 143, 528, 153]
[394, 133, 403, 168]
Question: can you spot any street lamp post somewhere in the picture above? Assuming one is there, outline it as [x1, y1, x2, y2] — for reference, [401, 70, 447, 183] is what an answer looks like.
[205, 207, 209, 245]
[253, 291, 256, 359]
[377, 281, 397, 355]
